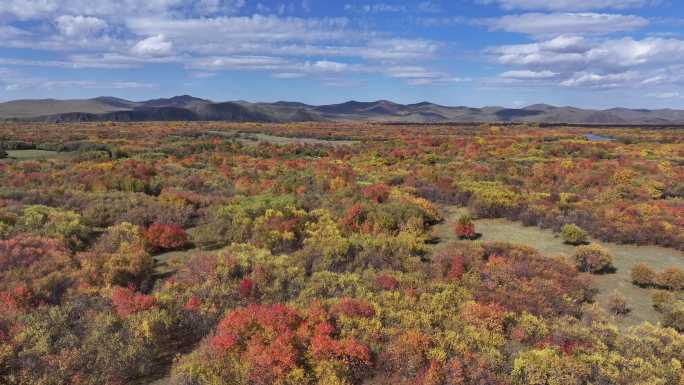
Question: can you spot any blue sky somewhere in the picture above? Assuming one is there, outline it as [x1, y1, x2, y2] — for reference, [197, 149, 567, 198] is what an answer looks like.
[0, 0, 683, 108]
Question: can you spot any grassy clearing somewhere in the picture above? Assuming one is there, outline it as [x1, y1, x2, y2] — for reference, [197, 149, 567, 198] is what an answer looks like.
[432, 206, 684, 326]
[153, 248, 200, 276]
[4, 149, 73, 160]
[207, 130, 358, 146]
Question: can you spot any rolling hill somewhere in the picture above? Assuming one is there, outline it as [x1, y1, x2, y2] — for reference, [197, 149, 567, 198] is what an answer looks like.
[1, 95, 683, 125]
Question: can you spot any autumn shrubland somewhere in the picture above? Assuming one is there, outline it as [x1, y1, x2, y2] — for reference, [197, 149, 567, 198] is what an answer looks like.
[0, 121, 683, 385]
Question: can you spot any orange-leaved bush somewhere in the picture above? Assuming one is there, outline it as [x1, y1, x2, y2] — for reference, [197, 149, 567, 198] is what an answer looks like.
[111, 286, 157, 317]
[208, 303, 371, 385]
[144, 223, 188, 252]
[362, 183, 390, 203]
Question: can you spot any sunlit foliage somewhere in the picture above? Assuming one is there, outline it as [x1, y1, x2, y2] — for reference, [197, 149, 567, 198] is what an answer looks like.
[0, 121, 682, 384]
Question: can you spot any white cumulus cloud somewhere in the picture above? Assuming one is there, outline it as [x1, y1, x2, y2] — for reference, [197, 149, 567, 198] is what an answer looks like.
[55, 15, 108, 36]
[131, 34, 174, 57]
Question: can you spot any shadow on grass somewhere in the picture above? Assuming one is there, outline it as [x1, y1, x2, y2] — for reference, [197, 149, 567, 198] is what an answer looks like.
[594, 265, 618, 275]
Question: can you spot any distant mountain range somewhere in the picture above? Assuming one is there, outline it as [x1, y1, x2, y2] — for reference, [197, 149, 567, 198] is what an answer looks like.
[1, 95, 683, 125]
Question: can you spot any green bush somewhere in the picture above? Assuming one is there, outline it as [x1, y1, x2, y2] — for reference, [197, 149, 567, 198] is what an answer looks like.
[21, 205, 91, 250]
[573, 244, 614, 274]
[0, 147, 7, 159]
[561, 224, 588, 245]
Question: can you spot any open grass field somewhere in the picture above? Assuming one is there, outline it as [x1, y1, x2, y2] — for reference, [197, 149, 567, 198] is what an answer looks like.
[4, 149, 74, 160]
[153, 248, 200, 276]
[432, 205, 684, 326]
[207, 130, 359, 146]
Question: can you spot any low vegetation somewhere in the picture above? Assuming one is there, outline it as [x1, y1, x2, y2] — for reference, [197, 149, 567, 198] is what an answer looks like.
[561, 223, 588, 245]
[573, 243, 614, 274]
[0, 121, 682, 384]
[631, 263, 657, 287]
[631, 263, 684, 290]
[453, 213, 476, 239]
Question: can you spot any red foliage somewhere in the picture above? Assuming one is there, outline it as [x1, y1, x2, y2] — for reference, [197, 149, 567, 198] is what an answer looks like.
[375, 273, 399, 290]
[475, 249, 593, 317]
[421, 360, 444, 385]
[362, 183, 390, 203]
[111, 286, 157, 317]
[244, 336, 299, 384]
[331, 298, 375, 319]
[381, 330, 432, 378]
[265, 214, 300, 233]
[446, 255, 466, 282]
[212, 304, 301, 352]
[238, 278, 257, 299]
[341, 203, 365, 232]
[0, 285, 36, 314]
[210, 303, 371, 384]
[454, 218, 476, 240]
[0, 235, 67, 273]
[444, 358, 466, 385]
[144, 223, 187, 252]
[309, 333, 371, 365]
[432, 253, 467, 283]
[183, 296, 201, 312]
[461, 302, 507, 332]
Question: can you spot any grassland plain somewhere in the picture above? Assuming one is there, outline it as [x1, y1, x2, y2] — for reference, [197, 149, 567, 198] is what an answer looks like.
[433, 206, 684, 326]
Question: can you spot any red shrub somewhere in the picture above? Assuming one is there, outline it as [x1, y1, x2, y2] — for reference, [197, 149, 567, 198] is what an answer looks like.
[0, 236, 74, 303]
[145, 223, 187, 252]
[111, 286, 157, 317]
[382, 330, 431, 377]
[341, 204, 365, 232]
[421, 360, 445, 385]
[475, 247, 593, 317]
[243, 332, 299, 385]
[309, 333, 371, 366]
[461, 302, 507, 332]
[238, 278, 257, 299]
[375, 274, 399, 290]
[0, 235, 68, 273]
[183, 296, 201, 312]
[362, 183, 390, 203]
[454, 215, 476, 240]
[212, 304, 301, 353]
[431, 252, 468, 283]
[266, 215, 300, 233]
[447, 255, 466, 282]
[0, 285, 36, 314]
[210, 303, 371, 384]
[444, 358, 466, 385]
[331, 298, 375, 319]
